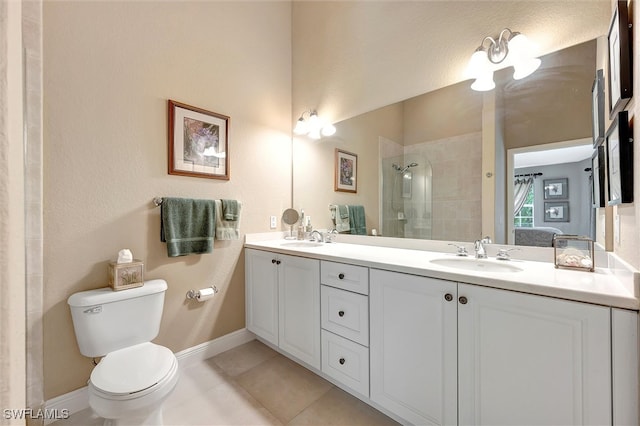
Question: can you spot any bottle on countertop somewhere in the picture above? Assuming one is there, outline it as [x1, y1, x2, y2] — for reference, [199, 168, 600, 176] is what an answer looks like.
[297, 210, 305, 240]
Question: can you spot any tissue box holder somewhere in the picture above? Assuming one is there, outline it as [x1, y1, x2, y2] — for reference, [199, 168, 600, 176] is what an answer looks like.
[108, 260, 144, 291]
[553, 235, 594, 272]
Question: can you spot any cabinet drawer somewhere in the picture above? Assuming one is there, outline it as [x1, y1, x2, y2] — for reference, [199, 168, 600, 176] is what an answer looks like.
[321, 285, 369, 346]
[321, 330, 369, 397]
[321, 261, 369, 295]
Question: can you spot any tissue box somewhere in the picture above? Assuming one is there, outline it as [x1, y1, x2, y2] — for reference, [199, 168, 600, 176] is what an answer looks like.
[108, 260, 144, 291]
[553, 235, 594, 272]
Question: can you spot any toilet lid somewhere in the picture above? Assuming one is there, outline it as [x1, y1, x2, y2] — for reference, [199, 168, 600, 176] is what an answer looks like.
[90, 342, 176, 395]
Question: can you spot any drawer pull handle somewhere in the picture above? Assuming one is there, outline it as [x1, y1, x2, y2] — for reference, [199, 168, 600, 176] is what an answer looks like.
[338, 310, 345, 317]
[339, 357, 346, 365]
[444, 293, 453, 302]
[459, 296, 468, 305]
[338, 273, 345, 280]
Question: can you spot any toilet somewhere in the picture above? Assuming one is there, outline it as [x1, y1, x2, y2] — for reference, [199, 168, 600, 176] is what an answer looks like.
[68, 279, 179, 425]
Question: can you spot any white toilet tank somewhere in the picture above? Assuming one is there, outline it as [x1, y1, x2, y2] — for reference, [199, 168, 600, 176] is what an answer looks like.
[68, 279, 168, 357]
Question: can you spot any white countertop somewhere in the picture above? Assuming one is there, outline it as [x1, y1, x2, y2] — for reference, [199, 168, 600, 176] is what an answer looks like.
[245, 237, 639, 310]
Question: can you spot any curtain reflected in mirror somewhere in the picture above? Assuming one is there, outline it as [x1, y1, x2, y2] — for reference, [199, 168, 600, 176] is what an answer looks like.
[514, 177, 534, 222]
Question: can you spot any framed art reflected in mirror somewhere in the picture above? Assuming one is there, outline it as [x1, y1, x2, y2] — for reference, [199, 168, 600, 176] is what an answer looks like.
[591, 69, 605, 146]
[543, 178, 569, 200]
[607, 0, 633, 118]
[606, 110, 633, 205]
[591, 143, 606, 208]
[544, 201, 570, 222]
[335, 149, 358, 193]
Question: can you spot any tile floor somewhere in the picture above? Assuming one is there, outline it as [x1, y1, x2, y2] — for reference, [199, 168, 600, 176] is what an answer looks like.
[55, 339, 399, 425]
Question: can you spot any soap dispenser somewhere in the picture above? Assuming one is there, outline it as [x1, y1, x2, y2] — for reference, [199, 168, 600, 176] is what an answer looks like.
[297, 210, 305, 240]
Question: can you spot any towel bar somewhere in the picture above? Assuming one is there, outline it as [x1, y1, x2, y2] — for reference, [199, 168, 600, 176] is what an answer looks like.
[153, 197, 163, 207]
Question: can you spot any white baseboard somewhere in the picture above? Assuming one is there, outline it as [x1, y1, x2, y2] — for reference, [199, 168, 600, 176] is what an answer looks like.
[44, 328, 255, 424]
[44, 386, 89, 425]
[174, 328, 255, 369]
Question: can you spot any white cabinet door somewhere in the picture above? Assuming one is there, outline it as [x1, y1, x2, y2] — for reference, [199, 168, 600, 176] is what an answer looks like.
[612, 308, 639, 426]
[278, 254, 321, 369]
[245, 249, 279, 346]
[458, 283, 611, 426]
[370, 269, 458, 426]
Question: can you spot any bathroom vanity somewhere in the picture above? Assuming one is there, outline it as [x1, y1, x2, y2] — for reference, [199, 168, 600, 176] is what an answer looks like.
[244, 236, 639, 425]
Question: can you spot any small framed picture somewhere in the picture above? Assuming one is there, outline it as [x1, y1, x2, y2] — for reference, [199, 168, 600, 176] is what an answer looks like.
[591, 69, 605, 146]
[606, 110, 633, 205]
[543, 178, 568, 200]
[168, 99, 230, 180]
[335, 149, 358, 193]
[591, 143, 606, 208]
[544, 201, 569, 222]
[607, 0, 633, 118]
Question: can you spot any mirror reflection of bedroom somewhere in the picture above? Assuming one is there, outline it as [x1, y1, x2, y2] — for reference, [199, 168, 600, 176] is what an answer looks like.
[509, 142, 595, 247]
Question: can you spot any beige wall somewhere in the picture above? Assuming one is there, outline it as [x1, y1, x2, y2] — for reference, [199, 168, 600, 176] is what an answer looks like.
[404, 82, 482, 145]
[43, 1, 292, 399]
[1, 0, 27, 420]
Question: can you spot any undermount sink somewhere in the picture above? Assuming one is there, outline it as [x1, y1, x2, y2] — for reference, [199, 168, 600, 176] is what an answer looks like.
[280, 241, 325, 248]
[429, 257, 523, 273]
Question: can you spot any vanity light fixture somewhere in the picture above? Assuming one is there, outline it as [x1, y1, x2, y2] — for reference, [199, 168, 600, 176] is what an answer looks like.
[468, 28, 541, 92]
[293, 110, 336, 139]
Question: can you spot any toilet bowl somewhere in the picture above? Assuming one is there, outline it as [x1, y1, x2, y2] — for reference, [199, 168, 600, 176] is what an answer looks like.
[68, 280, 179, 426]
[88, 343, 179, 425]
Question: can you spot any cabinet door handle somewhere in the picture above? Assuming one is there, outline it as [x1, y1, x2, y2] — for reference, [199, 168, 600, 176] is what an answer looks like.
[338, 273, 345, 280]
[338, 310, 345, 317]
[271, 259, 277, 264]
[444, 293, 453, 302]
[339, 357, 346, 365]
[459, 296, 468, 305]
[276, 260, 281, 265]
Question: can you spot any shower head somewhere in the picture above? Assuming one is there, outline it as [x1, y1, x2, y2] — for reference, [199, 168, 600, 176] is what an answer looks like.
[393, 162, 419, 173]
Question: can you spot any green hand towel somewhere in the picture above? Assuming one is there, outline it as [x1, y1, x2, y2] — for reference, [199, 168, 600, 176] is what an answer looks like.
[348, 205, 367, 235]
[222, 199, 239, 221]
[160, 197, 215, 257]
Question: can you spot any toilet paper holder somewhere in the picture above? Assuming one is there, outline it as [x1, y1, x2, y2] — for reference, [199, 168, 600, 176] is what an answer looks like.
[186, 286, 219, 301]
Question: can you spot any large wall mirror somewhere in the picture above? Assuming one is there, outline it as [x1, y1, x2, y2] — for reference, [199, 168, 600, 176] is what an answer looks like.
[292, 6, 610, 248]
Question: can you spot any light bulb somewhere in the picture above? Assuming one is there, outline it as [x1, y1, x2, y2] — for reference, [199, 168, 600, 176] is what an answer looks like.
[307, 111, 321, 133]
[321, 123, 336, 136]
[508, 33, 531, 57]
[308, 129, 321, 140]
[467, 49, 491, 79]
[513, 57, 541, 80]
[293, 117, 308, 135]
[470, 70, 495, 91]
[508, 33, 540, 80]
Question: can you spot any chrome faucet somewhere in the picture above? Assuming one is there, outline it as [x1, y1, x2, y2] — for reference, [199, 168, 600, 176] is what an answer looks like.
[325, 229, 339, 243]
[309, 230, 324, 242]
[448, 243, 469, 257]
[474, 236, 491, 259]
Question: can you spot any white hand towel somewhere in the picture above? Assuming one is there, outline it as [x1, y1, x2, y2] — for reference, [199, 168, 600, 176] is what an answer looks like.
[214, 199, 241, 240]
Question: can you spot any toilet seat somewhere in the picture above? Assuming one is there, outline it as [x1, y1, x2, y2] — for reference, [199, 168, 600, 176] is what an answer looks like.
[90, 342, 177, 399]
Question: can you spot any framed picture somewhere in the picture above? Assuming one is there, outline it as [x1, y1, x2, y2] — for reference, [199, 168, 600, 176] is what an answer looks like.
[335, 149, 357, 193]
[591, 143, 606, 208]
[168, 99, 230, 180]
[606, 110, 633, 205]
[607, 0, 632, 119]
[544, 201, 570, 222]
[591, 69, 605, 146]
[543, 178, 568, 200]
